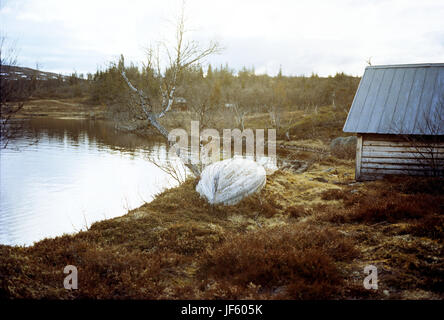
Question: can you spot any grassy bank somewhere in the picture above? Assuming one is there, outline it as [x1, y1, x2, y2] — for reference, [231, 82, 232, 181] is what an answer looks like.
[3, 98, 442, 299]
[15, 97, 351, 143]
[1, 154, 442, 299]
[14, 98, 106, 120]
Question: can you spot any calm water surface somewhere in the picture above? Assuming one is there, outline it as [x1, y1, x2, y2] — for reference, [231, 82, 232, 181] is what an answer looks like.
[0, 118, 185, 246]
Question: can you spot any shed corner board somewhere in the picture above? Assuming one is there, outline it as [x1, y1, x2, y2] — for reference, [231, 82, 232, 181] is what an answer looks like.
[355, 134, 363, 181]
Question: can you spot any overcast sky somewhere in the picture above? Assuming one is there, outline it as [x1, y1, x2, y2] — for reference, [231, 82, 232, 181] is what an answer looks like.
[1, 0, 443, 77]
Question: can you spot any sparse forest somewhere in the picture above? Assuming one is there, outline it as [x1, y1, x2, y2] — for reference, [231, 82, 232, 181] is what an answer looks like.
[4, 57, 361, 144]
[84, 57, 361, 146]
[90, 60, 360, 127]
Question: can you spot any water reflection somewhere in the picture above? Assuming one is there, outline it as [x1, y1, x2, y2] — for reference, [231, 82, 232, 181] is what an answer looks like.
[0, 118, 184, 246]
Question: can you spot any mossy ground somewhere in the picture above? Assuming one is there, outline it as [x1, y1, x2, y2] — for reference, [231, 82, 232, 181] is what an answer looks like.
[1, 151, 442, 299]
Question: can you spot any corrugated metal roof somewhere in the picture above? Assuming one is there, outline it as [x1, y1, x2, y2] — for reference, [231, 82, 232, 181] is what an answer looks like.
[343, 63, 444, 135]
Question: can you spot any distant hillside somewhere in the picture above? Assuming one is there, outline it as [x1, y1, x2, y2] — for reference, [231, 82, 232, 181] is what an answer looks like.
[1, 65, 91, 101]
[0, 65, 71, 81]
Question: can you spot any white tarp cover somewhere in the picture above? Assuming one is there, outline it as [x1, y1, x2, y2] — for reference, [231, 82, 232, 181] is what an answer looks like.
[196, 158, 266, 205]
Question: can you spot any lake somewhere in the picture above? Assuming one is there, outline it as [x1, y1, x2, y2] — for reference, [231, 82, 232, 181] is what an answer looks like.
[0, 118, 185, 246]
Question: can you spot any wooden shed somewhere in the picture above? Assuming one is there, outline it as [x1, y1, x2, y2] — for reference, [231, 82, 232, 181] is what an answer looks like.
[343, 63, 444, 181]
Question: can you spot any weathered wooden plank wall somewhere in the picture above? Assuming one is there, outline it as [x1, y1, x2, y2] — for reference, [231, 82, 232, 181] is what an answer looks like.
[356, 134, 444, 180]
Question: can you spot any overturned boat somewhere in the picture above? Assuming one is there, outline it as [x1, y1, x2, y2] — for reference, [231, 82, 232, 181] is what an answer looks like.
[196, 158, 266, 205]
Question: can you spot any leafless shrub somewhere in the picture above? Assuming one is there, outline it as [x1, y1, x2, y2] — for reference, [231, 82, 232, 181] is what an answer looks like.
[395, 92, 444, 177]
[145, 151, 188, 184]
[120, 3, 221, 178]
[0, 35, 33, 148]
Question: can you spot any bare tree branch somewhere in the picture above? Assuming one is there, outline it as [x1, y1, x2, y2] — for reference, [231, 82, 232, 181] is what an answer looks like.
[119, 2, 221, 178]
[0, 34, 35, 148]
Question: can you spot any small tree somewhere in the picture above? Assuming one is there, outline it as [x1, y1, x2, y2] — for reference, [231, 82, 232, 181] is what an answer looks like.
[183, 74, 221, 132]
[395, 92, 444, 177]
[227, 85, 250, 131]
[120, 4, 221, 177]
[407, 94, 443, 177]
[0, 35, 34, 148]
[264, 77, 288, 136]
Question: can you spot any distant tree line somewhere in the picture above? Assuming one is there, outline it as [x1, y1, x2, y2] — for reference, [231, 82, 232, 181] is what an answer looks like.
[89, 56, 360, 122]
[3, 59, 360, 113]
[31, 71, 91, 99]
[2, 56, 361, 131]
[1, 67, 92, 100]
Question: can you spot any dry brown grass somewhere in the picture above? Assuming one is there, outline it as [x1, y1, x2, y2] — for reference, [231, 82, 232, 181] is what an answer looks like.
[314, 176, 444, 299]
[16, 98, 105, 120]
[331, 143, 355, 159]
[0, 161, 442, 299]
[288, 106, 349, 142]
[319, 177, 443, 224]
[200, 224, 357, 299]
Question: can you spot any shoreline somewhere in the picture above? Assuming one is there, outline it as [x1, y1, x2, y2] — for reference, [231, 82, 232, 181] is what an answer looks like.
[2, 98, 442, 299]
[1, 152, 442, 299]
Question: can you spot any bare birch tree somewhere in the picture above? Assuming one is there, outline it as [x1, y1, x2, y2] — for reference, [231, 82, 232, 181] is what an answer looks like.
[120, 4, 221, 178]
[403, 94, 444, 177]
[394, 92, 444, 177]
[0, 35, 34, 148]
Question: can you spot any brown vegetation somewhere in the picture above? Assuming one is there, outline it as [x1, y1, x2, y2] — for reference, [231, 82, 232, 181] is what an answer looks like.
[14, 98, 106, 120]
[91, 59, 359, 141]
[1, 54, 441, 299]
[200, 225, 357, 299]
[1, 155, 442, 299]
